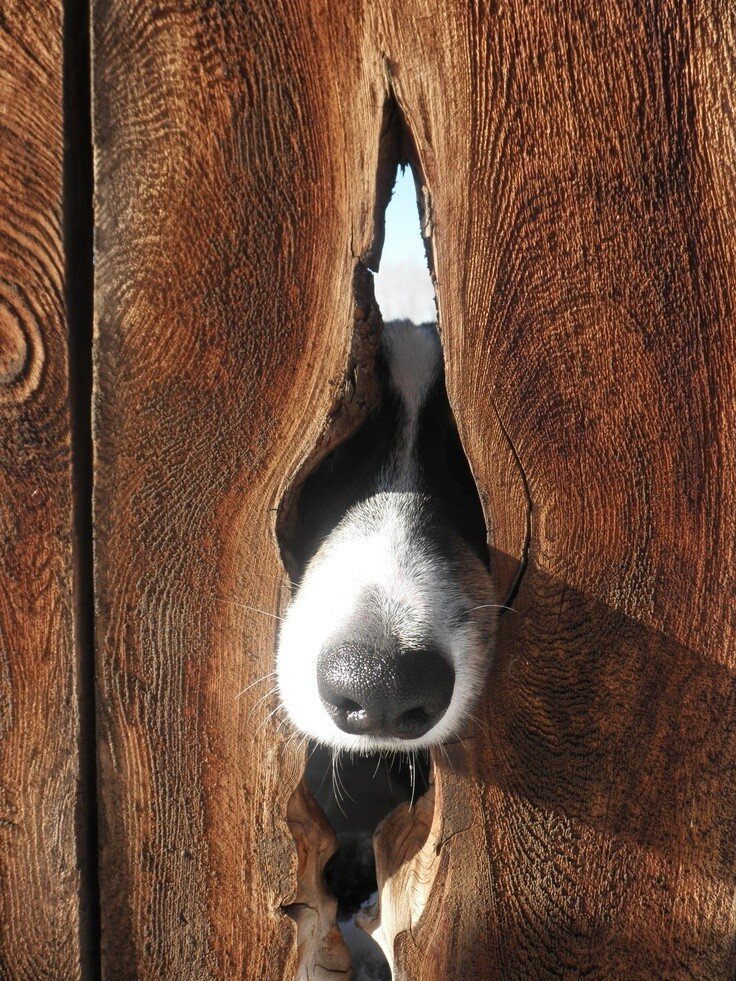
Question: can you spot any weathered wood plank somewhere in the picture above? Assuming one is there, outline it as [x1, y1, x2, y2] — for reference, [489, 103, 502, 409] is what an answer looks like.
[368, 1, 736, 977]
[0, 0, 85, 974]
[92, 2, 387, 975]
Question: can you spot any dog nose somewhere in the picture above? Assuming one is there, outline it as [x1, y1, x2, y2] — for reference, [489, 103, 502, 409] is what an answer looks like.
[317, 644, 454, 740]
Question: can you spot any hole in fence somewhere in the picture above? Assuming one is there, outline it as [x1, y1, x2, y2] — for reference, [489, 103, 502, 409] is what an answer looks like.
[306, 747, 428, 978]
[304, 160, 440, 979]
[306, 165, 436, 976]
[373, 165, 435, 324]
[275, 99, 494, 978]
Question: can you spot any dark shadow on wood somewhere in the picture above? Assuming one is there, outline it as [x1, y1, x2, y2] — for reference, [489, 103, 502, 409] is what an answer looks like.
[381, 556, 734, 975]
[63, 0, 99, 972]
[486, 558, 735, 864]
[432, 553, 736, 974]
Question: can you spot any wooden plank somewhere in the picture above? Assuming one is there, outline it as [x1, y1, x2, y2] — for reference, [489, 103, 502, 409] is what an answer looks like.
[92, 2, 386, 975]
[0, 0, 85, 974]
[366, 1, 736, 977]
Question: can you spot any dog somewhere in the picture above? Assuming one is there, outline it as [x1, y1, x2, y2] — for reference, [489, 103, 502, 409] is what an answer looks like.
[276, 320, 496, 754]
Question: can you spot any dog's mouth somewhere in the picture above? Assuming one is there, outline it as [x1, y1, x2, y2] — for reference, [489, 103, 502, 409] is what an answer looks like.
[305, 742, 431, 916]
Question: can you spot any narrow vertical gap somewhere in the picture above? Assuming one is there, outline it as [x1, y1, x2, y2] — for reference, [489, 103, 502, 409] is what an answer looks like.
[63, 0, 99, 974]
[373, 165, 435, 326]
[284, 98, 438, 981]
[280, 92, 498, 978]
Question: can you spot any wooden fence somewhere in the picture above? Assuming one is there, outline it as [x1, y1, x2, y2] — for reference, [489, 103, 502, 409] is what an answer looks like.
[0, 0, 734, 977]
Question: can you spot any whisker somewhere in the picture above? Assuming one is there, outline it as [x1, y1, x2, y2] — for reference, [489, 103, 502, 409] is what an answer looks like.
[331, 753, 338, 803]
[334, 754, 355, 804]
[333, 753, 344, 801]
[448, 726, 470, 750]
[279, 731, 297, 750]
[315, 756, 332, 797]
[235, 670, 277, 700]
[467, 713, 491, 737]
[383, 755, 394, 796]
[281, 733, 311, 761]
[331, 751, 347, 818]
[275, 714, 293, 735]
[210, 594, 285, 622]
[255, 703, 285, 736]
[248, 686, 279, 722]
[416, 750, 428, 788]
[469, 603, 517, 614]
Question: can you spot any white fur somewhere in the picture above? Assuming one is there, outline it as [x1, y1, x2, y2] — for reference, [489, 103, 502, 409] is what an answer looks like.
[276, 323, 495, 752]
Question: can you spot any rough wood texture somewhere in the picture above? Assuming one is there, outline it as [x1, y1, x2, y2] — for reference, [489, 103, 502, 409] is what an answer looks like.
[93, 2, 387, 975]
[0, 0, 84, 974]
[94, 0, 736, 977]
[371, 1, 736, 977]
[285, 780, 350, 979]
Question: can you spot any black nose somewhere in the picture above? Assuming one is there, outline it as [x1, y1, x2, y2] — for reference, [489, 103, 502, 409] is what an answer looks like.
[317, 643, 455, 740]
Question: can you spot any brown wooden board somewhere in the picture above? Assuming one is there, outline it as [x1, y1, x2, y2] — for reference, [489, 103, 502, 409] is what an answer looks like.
[367, 1, 736, 977]
[92, 2, 387, 975]
[0, 0, 85, 975]
[93, 0, 736, 977]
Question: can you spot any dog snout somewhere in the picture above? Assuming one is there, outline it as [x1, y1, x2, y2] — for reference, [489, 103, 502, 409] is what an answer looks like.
[317, 643, 455, 741]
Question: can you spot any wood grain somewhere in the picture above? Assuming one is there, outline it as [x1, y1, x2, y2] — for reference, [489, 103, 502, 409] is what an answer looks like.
[0, 0, 85, 974]
[371, 1, 736, 977]
[93, 1, 387, 975]
[93, 0, 736, 977]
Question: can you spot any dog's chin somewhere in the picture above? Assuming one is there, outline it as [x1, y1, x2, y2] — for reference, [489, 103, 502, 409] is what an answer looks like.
[307, 716, 462, 755]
